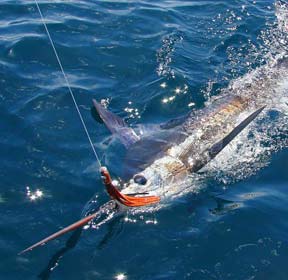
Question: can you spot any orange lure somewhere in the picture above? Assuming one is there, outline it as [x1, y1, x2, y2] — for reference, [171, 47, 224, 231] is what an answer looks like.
[100, 166, 160, 207]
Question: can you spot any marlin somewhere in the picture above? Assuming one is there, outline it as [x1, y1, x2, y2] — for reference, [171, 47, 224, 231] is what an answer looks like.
[19, 50, 288, 256]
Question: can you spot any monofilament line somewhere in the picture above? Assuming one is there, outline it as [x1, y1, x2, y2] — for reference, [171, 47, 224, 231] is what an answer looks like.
[34, 0, 102, 167]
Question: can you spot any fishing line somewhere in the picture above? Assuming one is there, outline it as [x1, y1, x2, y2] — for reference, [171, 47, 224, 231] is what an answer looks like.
[34, 0, 102, 167]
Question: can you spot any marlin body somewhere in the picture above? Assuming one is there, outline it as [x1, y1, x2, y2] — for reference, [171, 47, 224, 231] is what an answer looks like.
[20, 54, 288, 255]
[97, 95, 263, 204]
[92, 56, 288, 209]
[103, 55, 288, 204]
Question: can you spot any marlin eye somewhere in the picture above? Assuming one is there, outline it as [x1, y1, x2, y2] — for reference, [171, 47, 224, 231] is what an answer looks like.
[133, 174, 147, 185]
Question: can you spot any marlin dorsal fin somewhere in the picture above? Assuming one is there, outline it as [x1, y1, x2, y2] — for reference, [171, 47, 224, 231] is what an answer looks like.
[92, 99, 140, 148]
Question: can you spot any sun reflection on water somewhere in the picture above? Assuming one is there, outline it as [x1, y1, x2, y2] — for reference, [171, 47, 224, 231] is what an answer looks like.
[26, 186, 44, 201]
[115, 273, 127, 280]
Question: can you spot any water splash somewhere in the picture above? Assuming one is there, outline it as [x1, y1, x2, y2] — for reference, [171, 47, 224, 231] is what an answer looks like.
[156, 32, 183, 78]
[202, 5, 286, 195]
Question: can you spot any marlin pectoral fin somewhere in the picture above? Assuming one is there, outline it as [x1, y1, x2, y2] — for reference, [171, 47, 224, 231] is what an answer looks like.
[209, 106, 265, 159]
[92, 99, 140, 148]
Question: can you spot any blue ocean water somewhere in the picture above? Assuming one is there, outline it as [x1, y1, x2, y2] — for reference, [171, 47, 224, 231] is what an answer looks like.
[1, 0, 288, 279]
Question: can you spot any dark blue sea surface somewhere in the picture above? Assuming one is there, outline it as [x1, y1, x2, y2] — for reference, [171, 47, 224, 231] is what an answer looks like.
[1, 0, 288, 279]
